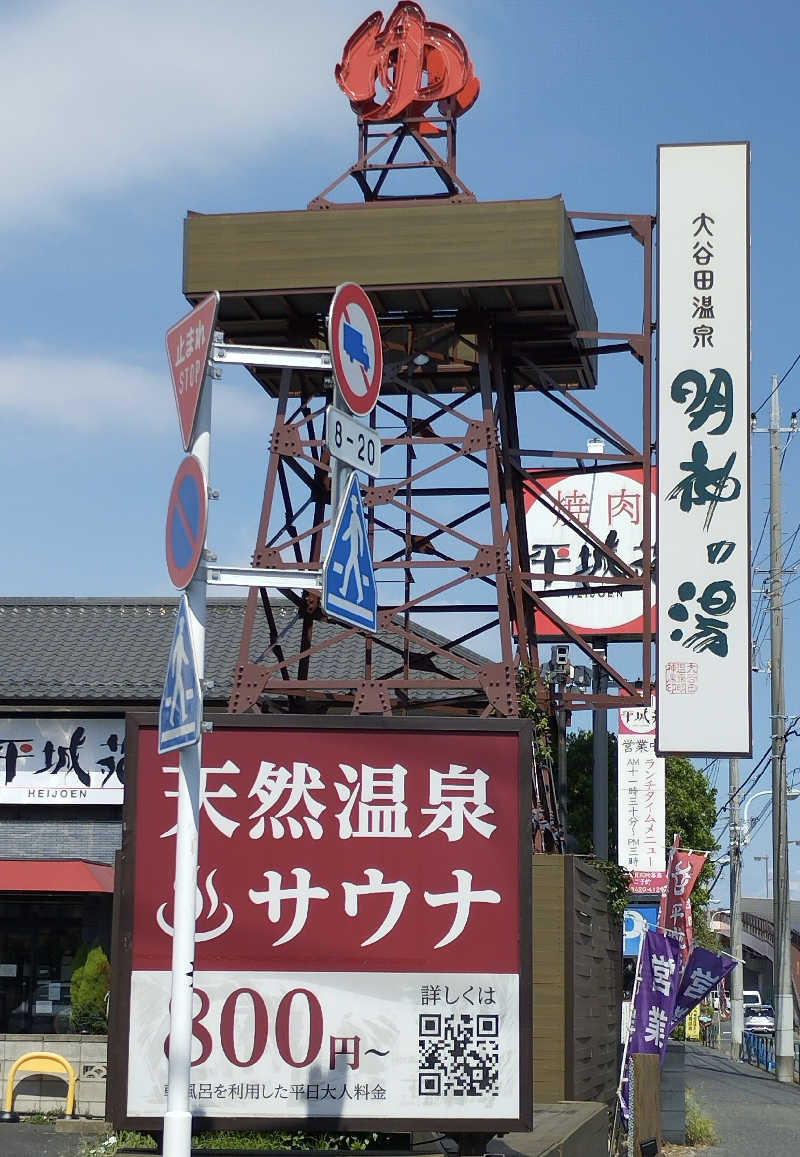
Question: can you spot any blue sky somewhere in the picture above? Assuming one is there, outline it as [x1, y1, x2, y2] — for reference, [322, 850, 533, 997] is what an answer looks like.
[3, 0, 800, 899]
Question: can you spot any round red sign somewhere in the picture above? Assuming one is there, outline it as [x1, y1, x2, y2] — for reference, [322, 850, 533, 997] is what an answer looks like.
[327, 282, 383, 416]
[165, 455, 208, 589]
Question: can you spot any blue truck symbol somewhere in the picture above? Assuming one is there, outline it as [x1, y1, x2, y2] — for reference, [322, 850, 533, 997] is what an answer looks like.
[343, 321, 370, 371]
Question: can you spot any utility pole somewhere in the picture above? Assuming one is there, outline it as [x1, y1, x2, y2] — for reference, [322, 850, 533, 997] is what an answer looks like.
[592, 641, 609, 860]
[557, 702, 569, 845]
[754, 855, 770, 898]
[751, 377, 795, 1080]
[728, 756, 743, 1057]
[768, 376, 792, 1082]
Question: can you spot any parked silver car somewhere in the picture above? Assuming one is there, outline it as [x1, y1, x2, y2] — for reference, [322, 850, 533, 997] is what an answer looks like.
[744, 1003, 775, 1034]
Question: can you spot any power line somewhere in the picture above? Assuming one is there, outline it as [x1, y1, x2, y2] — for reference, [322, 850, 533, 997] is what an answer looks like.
[751, 514, 799, 576]
[749, 517, 800, 665]
[780, 432, 796, 470]
[752, 508, 770, 564]
[712, 729, 798, 825]
[711, 782, 772, 892]
[748, 799, 774, 846]
[753, 353, 800, 414]
[752, 586, 770, 648]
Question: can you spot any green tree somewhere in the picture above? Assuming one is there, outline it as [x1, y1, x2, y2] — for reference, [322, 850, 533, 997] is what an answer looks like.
[566, 731, 718, 855]
[663, 753, 719, 946]
[565, 730, 619, 856]
[664, 754, 718, 855]
[565, 730, 719, 942]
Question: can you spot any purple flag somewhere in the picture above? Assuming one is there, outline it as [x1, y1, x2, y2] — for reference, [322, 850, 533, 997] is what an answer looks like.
[668, 943, 737, 1033]
[629, 929, 682, 1058]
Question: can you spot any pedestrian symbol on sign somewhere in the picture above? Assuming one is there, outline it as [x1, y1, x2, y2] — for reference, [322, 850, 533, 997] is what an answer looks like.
[341, 492, 366, 602]
[322, 472, 377, 632]
[167, 625, 191, 727]
[158, 594, 203, 754]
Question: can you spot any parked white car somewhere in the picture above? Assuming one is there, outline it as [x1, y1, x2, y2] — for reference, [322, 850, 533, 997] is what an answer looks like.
[744, 1003, 775, 1034]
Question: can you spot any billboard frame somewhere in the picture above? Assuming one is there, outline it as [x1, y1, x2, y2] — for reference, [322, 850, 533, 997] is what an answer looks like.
[523, 463, 657, 644]
[108, 713, 533, 1135]
[655, 140, 752, 757]
[183, 199, 655, 718]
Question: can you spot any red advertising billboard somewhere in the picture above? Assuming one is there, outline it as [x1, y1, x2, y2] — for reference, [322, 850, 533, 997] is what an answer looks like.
[109, 716, 532, 1133]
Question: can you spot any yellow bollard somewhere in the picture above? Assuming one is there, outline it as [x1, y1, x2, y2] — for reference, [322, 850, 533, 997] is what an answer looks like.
[1, 1051, 77, 1121]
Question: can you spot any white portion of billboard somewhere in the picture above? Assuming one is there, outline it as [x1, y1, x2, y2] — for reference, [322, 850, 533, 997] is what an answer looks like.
[657, 142, 751, 756]
[617, 702, 665, 874]
[525, 467, 655, 638]
[127, 970, 520, 1119]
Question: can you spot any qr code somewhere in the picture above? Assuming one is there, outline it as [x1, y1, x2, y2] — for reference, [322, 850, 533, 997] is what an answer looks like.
[417, 1012, 499, 1097]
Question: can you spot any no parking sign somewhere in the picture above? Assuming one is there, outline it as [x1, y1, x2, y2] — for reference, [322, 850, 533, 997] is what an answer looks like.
[165, 455, 208, 589]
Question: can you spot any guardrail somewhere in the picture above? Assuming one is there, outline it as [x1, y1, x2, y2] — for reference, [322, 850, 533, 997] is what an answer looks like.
[742, 911, 775, 944]
[739, 1031, 800, 1081]
[740, 1030, 775, 1072]
[700, 1021, 719, 1048]
[740, 909, 800, 953]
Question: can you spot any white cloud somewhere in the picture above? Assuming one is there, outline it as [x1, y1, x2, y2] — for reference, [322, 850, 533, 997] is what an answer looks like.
[2, 353, 170, 429]
[213, 376, 272, 434]
[0, 0, 367, 226]
[1, 352, 264, 432]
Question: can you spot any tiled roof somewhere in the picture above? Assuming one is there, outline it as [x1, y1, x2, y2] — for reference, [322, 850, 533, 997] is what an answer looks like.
[0, 597, 488, 708]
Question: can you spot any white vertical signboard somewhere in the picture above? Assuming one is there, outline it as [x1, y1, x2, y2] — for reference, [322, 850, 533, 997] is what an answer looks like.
[657, 142, 751, 756]
[617, 701, 665, 876]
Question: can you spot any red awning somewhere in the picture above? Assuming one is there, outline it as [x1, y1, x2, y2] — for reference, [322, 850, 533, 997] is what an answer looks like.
[0, 859, 114, 893]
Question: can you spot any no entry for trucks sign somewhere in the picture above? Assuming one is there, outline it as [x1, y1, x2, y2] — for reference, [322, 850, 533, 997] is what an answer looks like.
[328, 282, 383, 416]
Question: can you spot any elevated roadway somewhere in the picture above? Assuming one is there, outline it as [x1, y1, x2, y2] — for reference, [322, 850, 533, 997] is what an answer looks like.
[711, 900, 800, 1023]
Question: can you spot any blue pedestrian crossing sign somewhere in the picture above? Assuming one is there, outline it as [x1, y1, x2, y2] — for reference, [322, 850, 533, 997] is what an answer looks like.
[158, 594, 203, 754]
[322, 471, 377, 632]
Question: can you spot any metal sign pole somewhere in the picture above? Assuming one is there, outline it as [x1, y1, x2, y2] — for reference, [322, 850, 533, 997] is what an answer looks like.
[330, 378, 345, 520]
[162, 354, 213, 1157]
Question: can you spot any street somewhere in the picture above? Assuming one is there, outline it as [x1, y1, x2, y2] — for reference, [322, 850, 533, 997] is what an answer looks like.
[4, 1044, 800, 1156]
[0, 1119, 94, 1157]
[686, 1041, 800, 1153]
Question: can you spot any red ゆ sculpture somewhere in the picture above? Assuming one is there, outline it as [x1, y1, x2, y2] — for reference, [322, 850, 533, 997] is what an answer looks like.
[335, 2, 479, 136]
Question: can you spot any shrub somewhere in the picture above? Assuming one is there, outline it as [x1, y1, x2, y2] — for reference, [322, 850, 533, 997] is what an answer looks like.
[685, 1087, 717, 1147]
[71, 945, 111, 1034]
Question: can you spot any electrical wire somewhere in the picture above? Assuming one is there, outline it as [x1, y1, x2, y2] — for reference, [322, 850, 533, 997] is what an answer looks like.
[759, 540, 800, 625]
[780, 431, 796, 470]
[752, 594, 770, 652]
[749, 407, 799, 663]
[714, 741, 773, 823]
[751, 508, 770, 567]
[702, 758, 722, 792]
[746, 800, 774, 846]
[748, 512, 800, 667]
[710, 389, 800, 888]
[750, 516, 800, 582]
[752, 352, 800, 414]
[709, 723, 800, 892]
